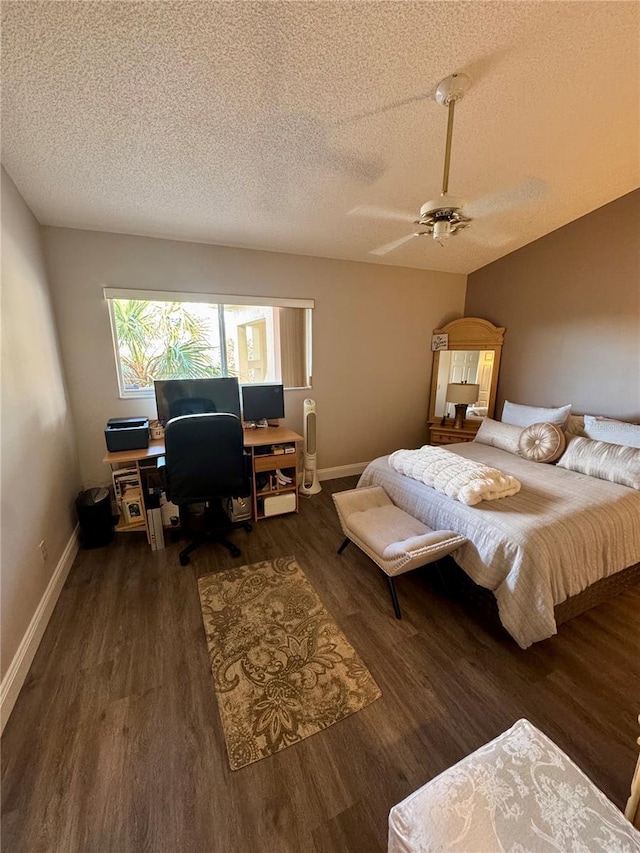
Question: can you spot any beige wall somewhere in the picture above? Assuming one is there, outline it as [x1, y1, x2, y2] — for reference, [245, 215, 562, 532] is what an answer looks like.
[41, 227, 466, 487]
[1, 168, 81, 680]
[465, 190, 640, 421]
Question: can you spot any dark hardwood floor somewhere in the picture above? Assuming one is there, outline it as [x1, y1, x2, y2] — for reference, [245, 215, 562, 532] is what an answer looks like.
[3, 476, 640, 852]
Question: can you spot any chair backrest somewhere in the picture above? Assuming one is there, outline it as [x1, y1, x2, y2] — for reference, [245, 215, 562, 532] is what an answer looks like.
[164, 413, 248, 504]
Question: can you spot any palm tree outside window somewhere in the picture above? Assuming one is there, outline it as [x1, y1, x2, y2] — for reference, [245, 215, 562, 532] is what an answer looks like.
[106, 291, 313, 398]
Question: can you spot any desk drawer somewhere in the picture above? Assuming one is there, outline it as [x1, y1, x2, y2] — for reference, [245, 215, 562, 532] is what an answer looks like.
[254, 454, 295, 472]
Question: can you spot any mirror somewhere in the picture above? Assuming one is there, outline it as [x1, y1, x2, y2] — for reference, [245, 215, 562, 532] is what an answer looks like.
[428, 318, 505, 426]
[433, 350, 495, 419]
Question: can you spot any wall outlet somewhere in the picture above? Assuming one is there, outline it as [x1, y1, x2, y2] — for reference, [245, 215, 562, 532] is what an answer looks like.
[38, 540, 47, 562]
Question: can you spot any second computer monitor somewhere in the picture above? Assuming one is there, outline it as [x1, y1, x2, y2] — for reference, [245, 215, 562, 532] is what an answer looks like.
[241, 383, 285, 424]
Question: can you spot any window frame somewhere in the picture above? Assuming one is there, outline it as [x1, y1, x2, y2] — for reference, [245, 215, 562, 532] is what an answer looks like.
[104, 288, 314, 399]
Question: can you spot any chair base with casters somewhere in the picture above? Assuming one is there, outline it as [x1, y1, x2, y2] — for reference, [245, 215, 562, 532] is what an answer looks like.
[332, 486, 466, 618]
[177, 500, 252, 565]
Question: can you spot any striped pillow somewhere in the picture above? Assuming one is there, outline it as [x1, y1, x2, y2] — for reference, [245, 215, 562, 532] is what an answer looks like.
[556, 435, 640, 490]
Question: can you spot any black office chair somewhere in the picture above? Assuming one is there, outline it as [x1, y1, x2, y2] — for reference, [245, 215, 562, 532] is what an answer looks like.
[160, 413, 252, 565]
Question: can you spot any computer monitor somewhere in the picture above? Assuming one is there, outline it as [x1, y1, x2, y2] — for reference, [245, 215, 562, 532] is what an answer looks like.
[154, 377, 241, 424]
[241, 383, 285, 424]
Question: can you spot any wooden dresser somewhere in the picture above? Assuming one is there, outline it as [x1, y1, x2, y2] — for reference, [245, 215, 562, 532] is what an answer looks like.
[429, 419, 480, 446]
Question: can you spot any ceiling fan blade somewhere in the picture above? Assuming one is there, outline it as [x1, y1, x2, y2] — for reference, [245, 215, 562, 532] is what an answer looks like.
[462, 225, 515, 249]
[464, 177, 549, 219]
[349, 205, 416, 223]
[370, 233, 418, 256]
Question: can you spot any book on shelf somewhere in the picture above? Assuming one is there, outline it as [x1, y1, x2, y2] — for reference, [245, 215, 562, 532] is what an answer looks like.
[121, 489, 144, 524]
[270, 443, 296, 455]
[112, 468, 140, 507]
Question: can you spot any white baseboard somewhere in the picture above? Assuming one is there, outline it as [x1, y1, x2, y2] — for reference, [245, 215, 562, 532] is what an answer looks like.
[318, 462, 369, 481]
[0, 525, 79, 734]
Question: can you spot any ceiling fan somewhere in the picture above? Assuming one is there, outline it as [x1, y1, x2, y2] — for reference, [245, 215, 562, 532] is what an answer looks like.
[350, 73, 548, 254]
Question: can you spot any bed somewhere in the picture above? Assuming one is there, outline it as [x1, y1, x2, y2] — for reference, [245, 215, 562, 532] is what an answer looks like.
[358, 442, 640, 648]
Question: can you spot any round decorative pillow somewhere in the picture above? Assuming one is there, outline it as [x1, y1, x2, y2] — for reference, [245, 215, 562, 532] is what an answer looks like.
[518, 421, 566, 463]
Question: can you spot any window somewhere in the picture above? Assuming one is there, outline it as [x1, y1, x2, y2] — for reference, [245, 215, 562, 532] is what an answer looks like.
[105, 289, 313, 397]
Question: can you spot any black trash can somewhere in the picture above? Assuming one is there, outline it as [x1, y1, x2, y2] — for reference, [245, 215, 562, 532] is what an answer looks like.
[76, 488, 115, 549]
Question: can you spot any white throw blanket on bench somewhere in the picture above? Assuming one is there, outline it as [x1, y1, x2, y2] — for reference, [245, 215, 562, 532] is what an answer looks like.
[388, 445, 521, 506]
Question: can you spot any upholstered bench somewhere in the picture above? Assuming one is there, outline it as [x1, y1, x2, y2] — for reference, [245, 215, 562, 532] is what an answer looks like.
[388, 718, 640, 853]
[332, 486, 466, 618]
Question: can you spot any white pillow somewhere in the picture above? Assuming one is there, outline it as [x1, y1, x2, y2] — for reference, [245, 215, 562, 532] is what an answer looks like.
[582, 415, 640, 449]
[502, 400, 572, 428]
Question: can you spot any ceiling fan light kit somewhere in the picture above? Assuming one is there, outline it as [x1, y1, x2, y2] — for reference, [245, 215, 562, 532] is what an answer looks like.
[416, 195, 471, 242]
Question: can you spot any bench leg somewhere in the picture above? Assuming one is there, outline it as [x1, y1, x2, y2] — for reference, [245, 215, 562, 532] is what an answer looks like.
[435, 557, 458, 596]
[337, 537, 351, 555]
[387, 576, 402, 619]
[435, 559, 450, 593]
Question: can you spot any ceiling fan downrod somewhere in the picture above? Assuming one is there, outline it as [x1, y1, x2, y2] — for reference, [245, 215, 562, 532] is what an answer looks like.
[415, 72, 472, 241]
[435, 72, 470, 197]
[441, 97, 456, 196]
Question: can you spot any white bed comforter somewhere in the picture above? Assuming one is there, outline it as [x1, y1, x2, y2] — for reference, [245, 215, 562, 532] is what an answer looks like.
[388, 445, 520, 506]
[359, 443, 640, 648]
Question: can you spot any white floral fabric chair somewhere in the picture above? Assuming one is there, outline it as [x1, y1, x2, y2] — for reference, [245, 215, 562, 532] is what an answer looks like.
[388, 718, 640, 852]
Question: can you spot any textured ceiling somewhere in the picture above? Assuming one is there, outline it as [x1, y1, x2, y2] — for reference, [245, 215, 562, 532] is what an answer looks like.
[2, 1, 639, 275]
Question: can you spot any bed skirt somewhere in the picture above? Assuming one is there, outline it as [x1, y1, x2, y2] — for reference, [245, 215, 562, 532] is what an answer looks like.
[442, 557, 640, 630]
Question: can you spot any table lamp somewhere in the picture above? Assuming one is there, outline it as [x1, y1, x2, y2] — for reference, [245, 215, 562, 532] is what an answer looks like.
[446, 382, 480, 429]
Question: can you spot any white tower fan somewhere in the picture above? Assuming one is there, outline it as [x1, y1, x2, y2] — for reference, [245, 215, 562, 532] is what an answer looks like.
[300, 398, 321, 496]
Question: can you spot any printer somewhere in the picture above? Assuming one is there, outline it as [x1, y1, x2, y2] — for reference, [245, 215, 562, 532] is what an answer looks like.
[104, 417, 150, 453]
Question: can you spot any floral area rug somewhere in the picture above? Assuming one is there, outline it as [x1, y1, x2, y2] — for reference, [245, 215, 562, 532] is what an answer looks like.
[197, 556, 381, 770]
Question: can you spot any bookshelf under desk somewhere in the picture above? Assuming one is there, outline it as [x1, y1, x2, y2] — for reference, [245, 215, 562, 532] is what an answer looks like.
[244, 426, 303, 521]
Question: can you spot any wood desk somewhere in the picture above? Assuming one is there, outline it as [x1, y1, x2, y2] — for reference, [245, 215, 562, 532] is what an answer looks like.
[103, 426, 304, 540]
[103, 439, 166, 467]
